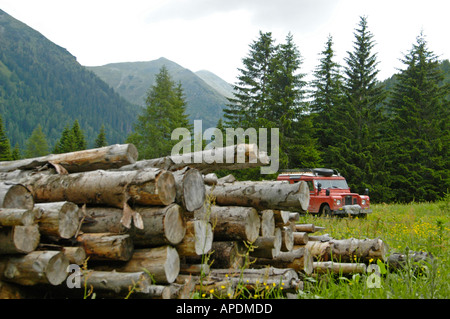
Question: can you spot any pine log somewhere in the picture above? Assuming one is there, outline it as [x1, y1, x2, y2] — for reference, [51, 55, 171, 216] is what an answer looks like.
[180, 263, 210, 276]
[81, 207, 127, 234]
[0, 250, 69, 286]
[387, 251, 434, 271]
[217, 174, 236, 184]
[207, 241, 246, 269]
[81, 270, 153, 295]
[0, 182, 34, 209]
[259, 210, 275, 237]
[119, 143, 270, 174]
[207, 180, 310, 212]
[172, 168, 205, 212]
[280, 226, 294, 252]
[176, 219, 213, 257]
[0, 225, 40, 254]
[62, 247, 86, 265]
[250, 235, 281, 259]
[308, 234, 333, 242]
[130, 204, 186, 246]
[293, 232, 309, 245]
[203, 173, 218, 186]
[306, 238, 388, 262]
[273, 210, 290, 226]
[313, 261, 367, 274]
[0, 208, 36, 226]
[0, 144, 138, 173]
[210, 205, 260, 243]
[23, 168, 176, 209]
[295, 224, 325, 233]
[115, 246, 180, 284]
[35, 202, 80, 239]
[251, 245, 314, 275]
[76, 233, 134, 261]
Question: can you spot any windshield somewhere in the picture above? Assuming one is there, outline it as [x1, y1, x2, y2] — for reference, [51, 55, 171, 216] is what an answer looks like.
[315, 179, 349, 189]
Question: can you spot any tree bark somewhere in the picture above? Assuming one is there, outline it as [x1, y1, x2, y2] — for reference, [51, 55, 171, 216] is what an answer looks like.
[76, 233, 134, 261]
[0, 225, 40, 254]
[119, 143, 270, 174]
[207, 180, 310, 212]
[81, 207, 127, 234]
[130, 204, 186, 246]
[313, 261, 367, 274]
[0, 250, 69, 286]
[209, 205, 260, 243]
[295, 224, 325, 233]
[207, 241, 246, 269]
[203, 173, 218, 186]
[293, 232, 309, 245]
[24, 168, 176, 209]
[280, 226, 294, 252]
[306, 238, 388, 262]
[35, 202, 80, 239]
[81, 270, 153, 295]
[0, 144, 138, 173]
[250, 235, 281, 259]
[176, 219, 213, 257]
[113, 246, 180, 284]
[0, 182, 34, 209]
[0, 208, 36, 226]
[259, 210, 275, 237]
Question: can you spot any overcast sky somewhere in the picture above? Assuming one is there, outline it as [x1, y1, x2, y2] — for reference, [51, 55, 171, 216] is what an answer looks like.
[1, 0, 449, 83]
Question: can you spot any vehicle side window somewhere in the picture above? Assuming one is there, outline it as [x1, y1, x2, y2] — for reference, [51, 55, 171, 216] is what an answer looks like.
[307, 181, 314, 191]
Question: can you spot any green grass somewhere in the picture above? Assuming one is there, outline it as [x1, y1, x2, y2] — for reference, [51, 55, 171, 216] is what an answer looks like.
[297, 198, 450, 299]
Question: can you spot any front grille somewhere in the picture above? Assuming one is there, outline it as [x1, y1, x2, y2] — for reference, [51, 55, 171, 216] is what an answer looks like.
[345, 196, 353, 205]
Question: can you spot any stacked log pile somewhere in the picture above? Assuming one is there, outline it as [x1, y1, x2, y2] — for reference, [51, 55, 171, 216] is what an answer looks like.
[0, 143, 388, 299]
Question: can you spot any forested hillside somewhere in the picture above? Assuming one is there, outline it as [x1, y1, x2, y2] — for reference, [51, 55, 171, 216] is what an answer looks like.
[0, 9, 139, 149]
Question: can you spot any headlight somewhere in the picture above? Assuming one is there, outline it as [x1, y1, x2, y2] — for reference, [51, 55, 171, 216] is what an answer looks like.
[336, 200, 341, 206]
[362, 199, 366, 205]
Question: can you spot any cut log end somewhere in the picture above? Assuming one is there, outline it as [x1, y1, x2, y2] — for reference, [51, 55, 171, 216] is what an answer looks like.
[156, 171, 177, 206]
[0, 183, 34, 209]
[164, 204, 186, 245]
[182, 169, 206, 212]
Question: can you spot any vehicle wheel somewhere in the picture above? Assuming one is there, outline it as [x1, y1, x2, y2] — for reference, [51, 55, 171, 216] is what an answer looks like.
[320, 204, 332, 217]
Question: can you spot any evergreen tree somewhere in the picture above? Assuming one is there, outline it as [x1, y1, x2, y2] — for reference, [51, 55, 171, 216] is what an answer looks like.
[11, 143, 21, 160]
[0, 115, 12, 161]
[53, 120, 87, 154]
[310, 35, 344, 158]
[127, 65, 190, 159]
[95, 124, 108, 148]
[25, 124, 49, 158]
[327, 16, 388, 200]
[71, 120, 87, 151]
[386, 33, 450, 202]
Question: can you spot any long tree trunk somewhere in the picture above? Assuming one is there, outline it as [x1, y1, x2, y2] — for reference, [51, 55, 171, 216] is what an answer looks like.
[0, 144, 138, 173]
[119, 144, 270, 174]
[0, 251, 69, 286]
[35, 202, 80, 239]
[209, 205, 260, 243]
[0, 182, 34, 209]
[313, 261, 367, 274]
[207, 180, 310, 212]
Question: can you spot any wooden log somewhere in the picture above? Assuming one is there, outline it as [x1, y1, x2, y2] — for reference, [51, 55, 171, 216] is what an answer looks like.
[259, 210, 275, 237]
[119, 143, 270, 174]
[250, 236, 280, 259]
[210, 205, 260, 243]
[81, 270, 153, 295]
[172, 168, 205, 212]
[0, 182, 34, 209]
[76, 233, 134, 261]
[273, 210, 290, 226]
[207, 241, 246, 269]
[0, 208, 36, 226]
[176, 219, 213, 257]
[203, 173, 218, 186]
[180, 263, 210, 276]
[387, 251, 434, 271]
[251, 245, 314, 275]
[0, 144, 138, 173]
[116, 246, 180, 284]
[293, 232, 309, 245]
[295, 224, 325, 233]
[313, 261, 367, 274]
[130, 204, 186, 247]
[0, 250, 69, 286]
[23, 168, 176, 209]
[280, 226, 294, 252]
[0, 225, 40, 254]
[306, 238, 388, 262]
[62, 247, 86, 265]
[207, 180, 310, 212]
[35, 202, 80, 239]
[81, 206, 127, 234]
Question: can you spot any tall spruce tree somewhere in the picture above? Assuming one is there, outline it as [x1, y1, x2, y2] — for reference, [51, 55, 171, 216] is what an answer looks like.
[328, 16, 388, 200]
[25, 124, 49, 158]
[386, 33, 450, 202]
[0, 115, 12, 161]
[53, 120, 87, 154]
[310, 35, 344, 159]
[94, 124, 108, 148]
[127, 65, 190, 159]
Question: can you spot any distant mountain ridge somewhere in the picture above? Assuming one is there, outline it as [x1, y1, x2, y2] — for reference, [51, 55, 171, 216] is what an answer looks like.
[0, 9, 140, 149]
[87, 58, 233, 128]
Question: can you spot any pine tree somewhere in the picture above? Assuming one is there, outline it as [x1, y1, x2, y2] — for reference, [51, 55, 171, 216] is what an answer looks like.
[328, 16, 388, 200]
[310, 35, 344, 158]
[127, 65, 190, 159]
[71, 120, 87, 151]
[0, 115, 12, 161]
[53, 120, 87, 154]
[25, 124, 49, 158]
[95, 124, 108, 148]
[386, 33, 450, 202]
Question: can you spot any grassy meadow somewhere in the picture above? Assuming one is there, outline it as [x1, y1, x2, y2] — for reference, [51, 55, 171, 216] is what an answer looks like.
[296, 198, 450, 299]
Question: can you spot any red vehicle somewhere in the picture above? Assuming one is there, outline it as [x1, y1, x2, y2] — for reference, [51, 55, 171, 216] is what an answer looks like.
[277, 168, 372, 217]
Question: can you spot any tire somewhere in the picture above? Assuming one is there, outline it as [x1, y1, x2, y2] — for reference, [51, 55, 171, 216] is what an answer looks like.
[319, 204, 332, 217]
